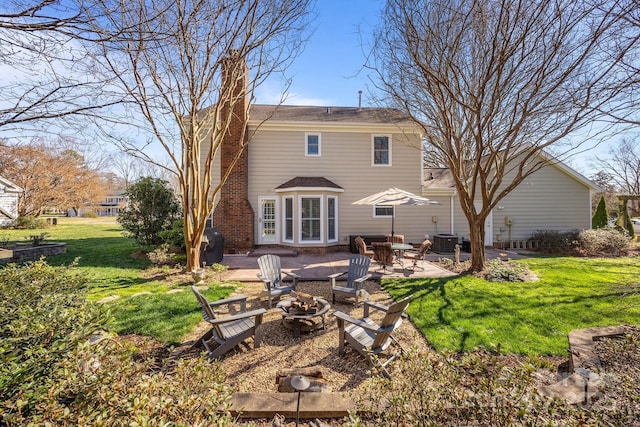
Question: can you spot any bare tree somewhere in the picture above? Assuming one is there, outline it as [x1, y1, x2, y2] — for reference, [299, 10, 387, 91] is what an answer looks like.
[0, 1, 122, 133]
[371, 0, 639, 270]
[86, 0, 314, 270]
[592, 136, 640, 215]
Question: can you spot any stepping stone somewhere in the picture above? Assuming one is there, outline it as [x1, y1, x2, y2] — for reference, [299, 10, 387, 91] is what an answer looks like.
[226, 392, 355, 419]
[131, 291, 152, 297]
[97, 295, 120, 303]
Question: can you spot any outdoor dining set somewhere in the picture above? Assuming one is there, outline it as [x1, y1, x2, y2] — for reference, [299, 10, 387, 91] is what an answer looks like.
[190, 240, 426, 378]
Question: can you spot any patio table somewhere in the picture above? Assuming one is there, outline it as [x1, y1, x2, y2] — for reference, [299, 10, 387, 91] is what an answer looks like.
[391, 243, 413, 268]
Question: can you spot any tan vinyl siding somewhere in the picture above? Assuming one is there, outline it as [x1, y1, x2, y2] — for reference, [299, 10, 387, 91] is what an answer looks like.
[247, 128, 426, 245]
[489, 163, 592, 241]
[450, 161, 592, 243]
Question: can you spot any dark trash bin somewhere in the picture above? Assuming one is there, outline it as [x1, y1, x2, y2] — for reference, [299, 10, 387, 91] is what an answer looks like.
[201, 227, 224, 265]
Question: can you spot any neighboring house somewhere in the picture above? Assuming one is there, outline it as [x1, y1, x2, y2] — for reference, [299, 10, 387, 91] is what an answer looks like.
[0, 175, 22, 227]
[67, 190, 127, 217]
[95, 191, 127, 217]
[208, 64, 598, 254]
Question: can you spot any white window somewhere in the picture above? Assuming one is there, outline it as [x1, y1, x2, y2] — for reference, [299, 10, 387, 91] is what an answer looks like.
[372, 135, 391, 166]
[283, 197, 294, 242]
[300, 197, 321, 242]
[305, 133, 321, 156]
[327, 196, 338, 242]
[374, 205, 394, 218]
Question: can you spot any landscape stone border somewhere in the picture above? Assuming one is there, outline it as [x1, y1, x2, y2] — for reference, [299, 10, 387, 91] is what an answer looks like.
[0, 242, 66, 263]
[538, 325, 625, 405]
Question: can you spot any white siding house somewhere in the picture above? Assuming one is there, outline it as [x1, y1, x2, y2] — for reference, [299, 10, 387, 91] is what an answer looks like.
[0, 176, 22, 227]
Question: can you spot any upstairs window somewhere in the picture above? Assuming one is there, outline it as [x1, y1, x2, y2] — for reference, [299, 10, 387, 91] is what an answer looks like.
[372, 135, 391, 165]
[306, 133, 321, 156]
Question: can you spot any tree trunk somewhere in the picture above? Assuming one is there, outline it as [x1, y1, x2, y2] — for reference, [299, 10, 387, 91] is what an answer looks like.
[184, 214, 204, 272]
[468, 218, 486, 272]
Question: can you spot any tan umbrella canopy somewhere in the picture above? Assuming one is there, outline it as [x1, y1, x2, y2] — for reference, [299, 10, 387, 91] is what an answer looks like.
[352, 187, 440, 237]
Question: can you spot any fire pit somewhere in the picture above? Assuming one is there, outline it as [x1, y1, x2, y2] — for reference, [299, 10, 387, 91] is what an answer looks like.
[276, 291, 331, 338]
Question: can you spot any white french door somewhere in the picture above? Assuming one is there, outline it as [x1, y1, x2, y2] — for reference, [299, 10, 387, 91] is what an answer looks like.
[258, 197, 278, 244]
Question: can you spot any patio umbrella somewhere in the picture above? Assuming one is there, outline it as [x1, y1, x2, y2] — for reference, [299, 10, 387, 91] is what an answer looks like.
[352, 187, 440, 237]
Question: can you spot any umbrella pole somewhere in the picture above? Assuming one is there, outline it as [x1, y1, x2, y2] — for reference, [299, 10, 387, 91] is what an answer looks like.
[391, 212, 395, 238]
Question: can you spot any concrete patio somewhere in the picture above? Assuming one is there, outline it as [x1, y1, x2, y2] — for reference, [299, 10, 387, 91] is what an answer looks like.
[220, 247, 525, 282]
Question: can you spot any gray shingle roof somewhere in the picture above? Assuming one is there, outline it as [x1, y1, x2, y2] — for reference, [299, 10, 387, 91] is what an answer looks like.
[249, 104, 412, 124]
[275, 176, 343, 190]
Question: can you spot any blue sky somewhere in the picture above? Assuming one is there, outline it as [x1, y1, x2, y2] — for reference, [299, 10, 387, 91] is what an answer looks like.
[252, 0, 623, 174]
[255, 0, 384, 107]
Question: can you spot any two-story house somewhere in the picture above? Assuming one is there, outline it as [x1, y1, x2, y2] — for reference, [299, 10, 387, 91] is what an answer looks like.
[208, 63, 598, 254]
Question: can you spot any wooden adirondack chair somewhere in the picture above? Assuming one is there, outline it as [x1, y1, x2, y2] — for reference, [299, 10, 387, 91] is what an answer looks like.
[191, 286, 266, 359]
[333, 294, 413, 379]
[328, 254, 372, 305]
[256, 254, 300, 308]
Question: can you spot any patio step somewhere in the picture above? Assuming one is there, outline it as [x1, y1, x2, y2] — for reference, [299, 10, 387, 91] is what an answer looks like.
[226, 392, 355, 419]
[248, 248, 298, 257]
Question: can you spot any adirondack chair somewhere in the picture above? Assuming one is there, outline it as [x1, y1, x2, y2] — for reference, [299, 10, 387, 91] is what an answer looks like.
[333, 294, 414, 379]
[191, 286, 266, 359]
[403, 239, 432, 271]
[328, 254, 372, 305]
[256, 254, 300, 308]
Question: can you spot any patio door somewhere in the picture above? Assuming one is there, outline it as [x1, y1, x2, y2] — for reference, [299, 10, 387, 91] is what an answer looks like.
[258, 197, 277, 244]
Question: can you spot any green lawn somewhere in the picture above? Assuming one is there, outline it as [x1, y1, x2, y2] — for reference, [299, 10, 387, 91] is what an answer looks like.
[4, 217, 639, 353]
[1, 217, 233, 344]
[384, 256, 640, 355]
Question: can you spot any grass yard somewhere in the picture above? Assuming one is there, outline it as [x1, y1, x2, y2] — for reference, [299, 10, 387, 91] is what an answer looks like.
[3, 216, 639, 355]
[1, 217, 233, 344]
[384, 255, 640, 355]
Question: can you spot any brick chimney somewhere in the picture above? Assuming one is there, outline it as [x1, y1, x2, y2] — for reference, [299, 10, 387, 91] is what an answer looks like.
[213, 51, 255, 253]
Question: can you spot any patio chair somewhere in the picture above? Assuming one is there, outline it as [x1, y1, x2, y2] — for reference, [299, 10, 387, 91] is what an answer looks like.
[403, 239, 432, 271]
[354, 236, 374, 258]
[333, 294, 414, 379]
[257, 254, 300, 308]
[372, 241, 394, 272]
[387, 234, 405, 244]
[191, 286, 266, 359]
[328, 254, 372, 305]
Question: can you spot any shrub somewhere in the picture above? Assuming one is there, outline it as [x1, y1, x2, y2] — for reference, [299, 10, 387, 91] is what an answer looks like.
[158, 218, 186, 249]
[13, 215, 48, 230]
[0, 260, 109, 422]
[578, 228, 631, 256]
[117, 177, 181, 248]
[592, 195, 608, 229]
[21, 338, 236, 426]
[531, 229, 580, 252]
[481, 259, 528, 282]
[147, 243, 178, 266]
[81, 210, 98, 218]
[26, 232, 49, 246]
